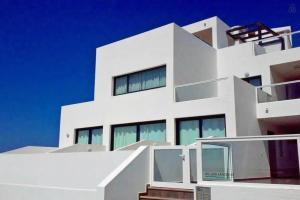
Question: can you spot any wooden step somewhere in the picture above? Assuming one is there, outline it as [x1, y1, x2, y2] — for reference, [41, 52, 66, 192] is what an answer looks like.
[139, 195, 190, 200]
[139, 186, 193, 200]
[146, 186, 193, 199]
[147, 186, 193, 193]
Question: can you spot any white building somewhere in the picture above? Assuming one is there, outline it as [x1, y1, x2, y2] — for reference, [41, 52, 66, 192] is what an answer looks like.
[1, 16, 300, 200]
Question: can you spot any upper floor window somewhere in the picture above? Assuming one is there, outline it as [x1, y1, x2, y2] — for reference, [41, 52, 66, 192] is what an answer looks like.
[114, 65, 166, 95]
[75, 127, 103, 145]
[242, 75, 262, 87]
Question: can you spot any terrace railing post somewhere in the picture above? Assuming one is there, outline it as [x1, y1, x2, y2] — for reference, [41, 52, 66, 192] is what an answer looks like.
[196, 142, 203, 183]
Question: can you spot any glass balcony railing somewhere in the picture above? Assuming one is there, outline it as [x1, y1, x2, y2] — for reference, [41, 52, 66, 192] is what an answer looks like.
[252, 30, 300, 55]
[174, 77, 228, 102]
[257, 80, 300, 103]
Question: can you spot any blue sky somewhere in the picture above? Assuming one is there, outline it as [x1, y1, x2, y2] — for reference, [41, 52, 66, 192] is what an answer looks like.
[0, 0, 299, 152]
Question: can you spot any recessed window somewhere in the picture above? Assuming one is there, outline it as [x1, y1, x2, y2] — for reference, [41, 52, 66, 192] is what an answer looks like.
[114, 65, 166, 95]
[242, 75, 262, 87]
[75, 127, 103, 145]
[176, 115, 226, 145]
[111, 121, 166, 150]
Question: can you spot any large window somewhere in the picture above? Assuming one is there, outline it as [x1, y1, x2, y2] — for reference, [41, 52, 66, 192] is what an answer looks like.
[176, 115, 226, 145]
[75, 127, 103, 145]
[111, 121, 166, 150]
[114, 65, 166, 95]
[242, 75, 262, 87]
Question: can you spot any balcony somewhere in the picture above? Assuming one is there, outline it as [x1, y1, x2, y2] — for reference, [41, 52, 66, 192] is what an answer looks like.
[196, 135, 300, 185]
[174, 77, 229, 102]
[256, 80, 300, 119]
[257, 80, 300, 103]
[151, 136, 296, 186]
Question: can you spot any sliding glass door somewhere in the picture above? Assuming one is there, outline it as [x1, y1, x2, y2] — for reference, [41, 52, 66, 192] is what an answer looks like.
[112, 121, 166, 150]
[178, 120, 199, 145]
[113, 125, 137, 149]
[75, 127, 103, 145]
[140, 123, 166, 142]
[177, 115, 226, 145]
[77, 130, 89, 144]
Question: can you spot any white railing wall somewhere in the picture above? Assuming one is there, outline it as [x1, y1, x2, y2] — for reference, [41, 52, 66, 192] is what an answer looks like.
[115, 140, 170, 151]
[98, 146, 150, 200]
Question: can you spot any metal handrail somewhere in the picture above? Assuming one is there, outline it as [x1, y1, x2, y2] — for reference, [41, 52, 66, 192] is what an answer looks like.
[175, 77, 228, 89]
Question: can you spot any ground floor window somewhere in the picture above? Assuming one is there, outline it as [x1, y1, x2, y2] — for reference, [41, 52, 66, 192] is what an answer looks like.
[176, 115, 226, 145]
[75, 126, 103, 145]
[111, 120, 166, 150]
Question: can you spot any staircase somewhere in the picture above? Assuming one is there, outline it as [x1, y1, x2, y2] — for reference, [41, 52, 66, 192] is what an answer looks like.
[139, 185, 194, 200]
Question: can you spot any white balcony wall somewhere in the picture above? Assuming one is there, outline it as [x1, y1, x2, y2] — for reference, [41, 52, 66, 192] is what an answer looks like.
[174, 25, 217, 85]
[257, 99, 300, 119]
[173, 24, 217, 90]
[233, 77, 261, 136]
[218, 43, 300, 91]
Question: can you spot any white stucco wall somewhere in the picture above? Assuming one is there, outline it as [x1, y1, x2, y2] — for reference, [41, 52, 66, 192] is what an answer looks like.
[183, 16, 230, 49]
[59, 17, 300, 152]
[217, 42, 300, 87]
[98, 146, 150, 200]
[173, 24, 217, 86]
[257, 99, 300, 119]
[206, 183, 300, 200]
[0, 184, 99, 200]
[0, 151, 132, 189]
[59, 23, 238, 150]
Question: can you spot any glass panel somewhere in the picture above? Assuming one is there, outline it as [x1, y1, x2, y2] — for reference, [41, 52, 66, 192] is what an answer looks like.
[115, 76, 127, 95]
[154, 149, 183, 183]
[202, 117, 225, 138]
[142, 69, 160, 90]
[140, 122, 166, 142]
[128, 73, 142, 92]
[113, 125, 137, 149]
[77, 130, 89, 144]
[202, 144, 231, 181]
[179, 120, 200, 145]
[189, 149, 197, 183]
[91, 128, 103, 145]
[158, 67, 166, 87]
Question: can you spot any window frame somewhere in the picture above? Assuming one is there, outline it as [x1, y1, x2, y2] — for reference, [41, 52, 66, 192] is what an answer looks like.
[113, 65, 166, 96]
[110, 120, 166, 150]
[175, 114, 226, 145]
[75, 126, 103, 145]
